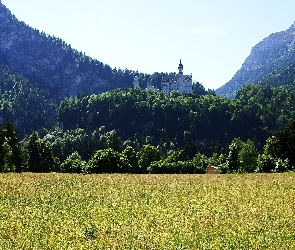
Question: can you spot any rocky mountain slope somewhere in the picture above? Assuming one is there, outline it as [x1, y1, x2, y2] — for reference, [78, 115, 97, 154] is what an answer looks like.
[0, 1, 124, 101]
[216, 22, 295, 97]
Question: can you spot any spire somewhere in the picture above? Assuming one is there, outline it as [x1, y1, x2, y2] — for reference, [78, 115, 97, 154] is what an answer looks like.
[178, 59, 183, 73]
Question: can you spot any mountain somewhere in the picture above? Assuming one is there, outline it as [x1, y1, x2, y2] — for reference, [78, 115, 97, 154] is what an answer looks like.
[0, 2, 215, 136]
[0, 1, 137, 101]
[0, 1, 141, 135]
[216, 22, 295, 97]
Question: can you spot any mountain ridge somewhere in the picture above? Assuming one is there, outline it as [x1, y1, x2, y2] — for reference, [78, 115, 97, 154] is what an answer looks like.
[216, 22, 295, 97]
[0, 1, 117, 101]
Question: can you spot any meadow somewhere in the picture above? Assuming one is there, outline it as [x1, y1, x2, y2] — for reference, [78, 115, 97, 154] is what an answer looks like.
[0, 173, 294, 249]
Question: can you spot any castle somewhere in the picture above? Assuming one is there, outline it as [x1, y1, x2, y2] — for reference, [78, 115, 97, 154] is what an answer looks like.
[133, 60, 193, 94]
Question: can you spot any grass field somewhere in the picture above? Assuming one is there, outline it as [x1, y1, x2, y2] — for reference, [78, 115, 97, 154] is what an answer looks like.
[0, 173, 294, 249]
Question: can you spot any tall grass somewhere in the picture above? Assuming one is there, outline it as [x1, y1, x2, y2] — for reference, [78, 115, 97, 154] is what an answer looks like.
[0, 173, 294, 249]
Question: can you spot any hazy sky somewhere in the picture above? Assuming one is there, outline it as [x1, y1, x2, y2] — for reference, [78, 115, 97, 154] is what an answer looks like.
[2, 0, 295, 89]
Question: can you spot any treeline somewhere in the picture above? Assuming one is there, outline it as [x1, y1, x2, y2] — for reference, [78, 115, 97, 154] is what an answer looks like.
[59, 84, 295, 154]
[1, 118, 295, 174]
[1, 82, 295, 174]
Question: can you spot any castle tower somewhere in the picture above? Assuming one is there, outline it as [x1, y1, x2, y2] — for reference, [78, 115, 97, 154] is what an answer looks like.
[178, 59, 183, 75]
[178, 59, 184, 92]
[133, 76, 139, 88]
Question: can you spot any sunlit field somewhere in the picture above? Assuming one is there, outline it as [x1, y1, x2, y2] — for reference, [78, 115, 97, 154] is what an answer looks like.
[0, 173, 294, 249]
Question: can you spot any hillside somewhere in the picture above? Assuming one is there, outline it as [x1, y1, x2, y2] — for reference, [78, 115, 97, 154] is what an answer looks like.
[0, 1, 181, 135]
[257, 62, 295, 87]
[0, 63, 57, 136]
[216, 22, 295, 97]
[0, 1, 137, 101]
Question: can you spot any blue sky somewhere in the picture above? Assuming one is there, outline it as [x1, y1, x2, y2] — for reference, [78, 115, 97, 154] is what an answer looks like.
[2, 0, 295, 90]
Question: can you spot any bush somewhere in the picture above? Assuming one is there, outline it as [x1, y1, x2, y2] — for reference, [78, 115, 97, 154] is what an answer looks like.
[148, 160, 205, 174]
[60, 152, 87, 173]
[87, 148, 131, 173]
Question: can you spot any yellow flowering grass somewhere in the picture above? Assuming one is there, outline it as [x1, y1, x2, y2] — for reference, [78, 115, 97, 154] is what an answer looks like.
[0, 173, 294, 249]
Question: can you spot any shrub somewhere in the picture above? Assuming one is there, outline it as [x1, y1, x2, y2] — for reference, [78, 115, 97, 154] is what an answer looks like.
[87, 148, 131, 173]
[60, 152, 87, 173]
[148, 160, 205, 174]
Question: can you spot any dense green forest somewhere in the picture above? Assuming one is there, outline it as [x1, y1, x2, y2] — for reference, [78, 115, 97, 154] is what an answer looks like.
[1, 83, 295, 174]
[58, 85, 295, 151]
[0, 64, 57, 135]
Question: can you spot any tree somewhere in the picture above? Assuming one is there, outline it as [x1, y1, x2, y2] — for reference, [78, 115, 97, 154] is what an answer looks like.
[0, 140, 15, 172]
[238, 140, 259, 173]
[27, 132, 55, 172]
[27, 132, 42, 172]
[87, 148, 131, 173]
[272, 119, 295, 167]
[225, 138, 242, 173]
[193, 152, 208, 170]
[192, 82, 207, 95]
[257, 120, 295, 172]
[0, 121, 27, 172]
[60, 151, 87, 173]
[122, 146, 139, 173]
[3, 120, 25, 172]
[138, 145, 161, 172]
[177, 142, 199, 161]
[257, 153, 276, 173]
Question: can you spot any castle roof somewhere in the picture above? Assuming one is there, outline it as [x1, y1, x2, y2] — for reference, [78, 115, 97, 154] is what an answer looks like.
[183, 75, 192, 81]
[161, 74, 192, 83]
[162, 75, 178, 83]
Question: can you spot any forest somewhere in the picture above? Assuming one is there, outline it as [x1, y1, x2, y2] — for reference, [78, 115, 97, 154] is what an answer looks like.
[1, 82, 295, 174]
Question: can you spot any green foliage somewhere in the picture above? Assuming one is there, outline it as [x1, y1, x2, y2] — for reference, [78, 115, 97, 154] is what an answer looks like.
[258, 120, 295, 172]
[176, 142, 199, 161]
[147, 150, 207, 174]
[42, 127, 124, 163]
[148, 160, 205, 174]
[0, 64, 57, 137]
[238, 140, 259, 173]
[257, 153, 276, 173]
[193, 152, 209, 170]
[235, 84, 295, 133]
[122, 146, 139, 173]
[221, 138, 259, 173]
[58, 85, 295, 158]
[0, 141, 15, 172]
[138, 145, 161, 172]
[87, 148, 131, 173]
[59, 88, 236, 155]
[225, 139, 241, 173]
[2, 78, 295, 174]
[27, 132, 56, 172]
[271, 119, 295, 167]
[60, 152, 87, 173]
[0, 120, 25, 172]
